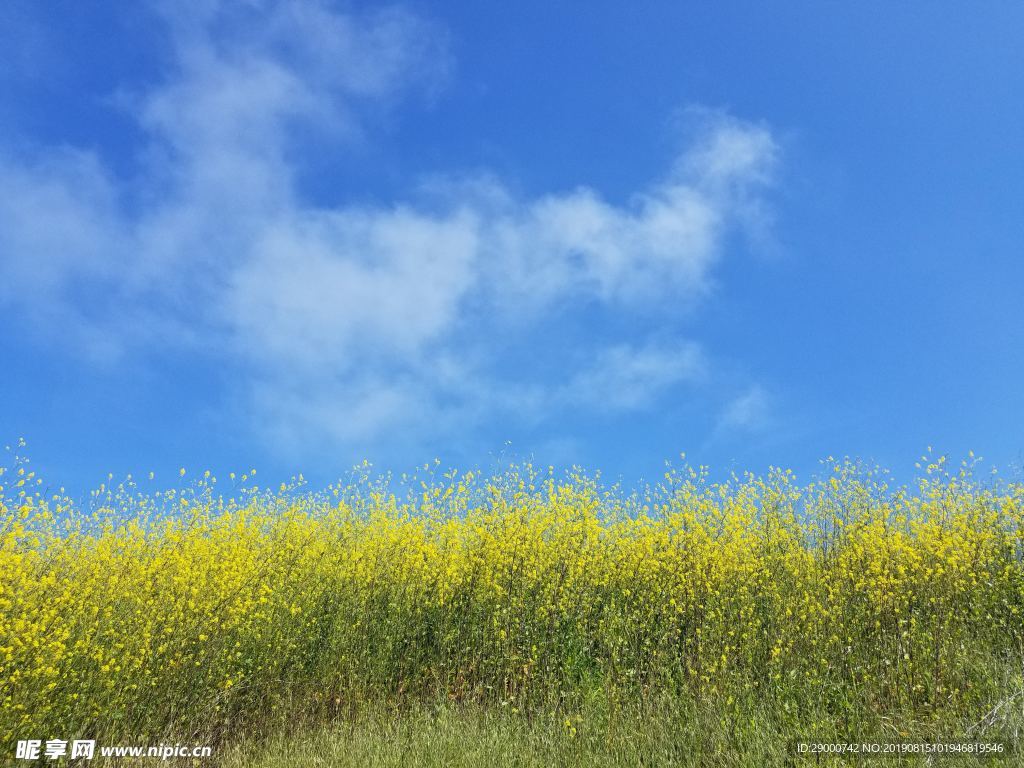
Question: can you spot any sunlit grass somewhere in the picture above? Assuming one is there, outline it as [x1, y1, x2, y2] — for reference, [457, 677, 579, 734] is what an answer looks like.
[222, 696, 1021, 768]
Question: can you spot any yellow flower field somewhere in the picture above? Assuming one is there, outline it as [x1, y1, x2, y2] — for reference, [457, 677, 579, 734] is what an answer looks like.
[2, 453, 1022, 756]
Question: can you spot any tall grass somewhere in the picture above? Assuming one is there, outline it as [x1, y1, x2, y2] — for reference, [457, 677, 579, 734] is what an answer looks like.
[2, 451, 1022, 758]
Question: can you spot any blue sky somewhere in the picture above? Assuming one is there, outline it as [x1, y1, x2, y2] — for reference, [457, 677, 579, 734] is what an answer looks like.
[1, 0, 1022, 494]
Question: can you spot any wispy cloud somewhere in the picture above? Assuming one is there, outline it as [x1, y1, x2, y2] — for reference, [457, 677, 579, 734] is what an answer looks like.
[0, 0, 779, 455]
[718, 385, 772, 433]
[561, 340, 706, 411]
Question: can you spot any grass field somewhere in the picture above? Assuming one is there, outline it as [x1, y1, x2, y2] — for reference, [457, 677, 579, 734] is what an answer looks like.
[2, 453, 1023, 765]
[220, 701, 1023, 768]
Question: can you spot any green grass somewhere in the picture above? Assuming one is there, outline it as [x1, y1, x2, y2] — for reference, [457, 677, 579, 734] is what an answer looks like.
[220, 693, 1023, 768]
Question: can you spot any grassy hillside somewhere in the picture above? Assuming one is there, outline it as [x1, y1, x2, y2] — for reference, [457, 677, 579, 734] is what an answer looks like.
[2, 455, 1022, 764]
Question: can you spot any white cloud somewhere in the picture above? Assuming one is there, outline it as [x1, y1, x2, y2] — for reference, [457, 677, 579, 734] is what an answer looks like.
[226, 206, 481, 373]
[0, 150, 120, 300]
[718, 385, 771, 432]
[562, 340, 706, 410]
[0, 0, 779, 452]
